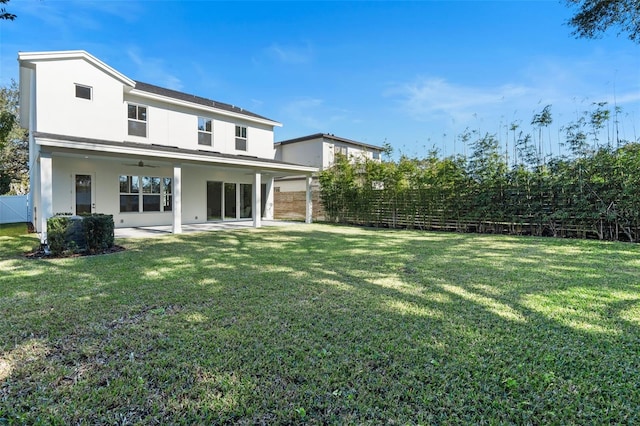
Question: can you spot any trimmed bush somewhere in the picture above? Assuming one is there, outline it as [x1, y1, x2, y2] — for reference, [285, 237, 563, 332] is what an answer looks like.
[46, 214, 114, 255]
[82, 214, 115, 253]
[47, 215, 73, 255]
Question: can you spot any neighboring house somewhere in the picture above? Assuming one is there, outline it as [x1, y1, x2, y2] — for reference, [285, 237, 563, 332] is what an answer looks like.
[18, 50, 317, 242]
[273, 133, 384, 192]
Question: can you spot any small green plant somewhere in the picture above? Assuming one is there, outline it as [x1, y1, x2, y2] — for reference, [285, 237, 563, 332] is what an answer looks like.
[294, 407, 307, 420]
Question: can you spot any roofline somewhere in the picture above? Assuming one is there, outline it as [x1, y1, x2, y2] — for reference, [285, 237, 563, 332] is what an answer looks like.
[18, 50, 136, 87]
[275, 133, 384, 151]
[130, 85, 282, 128]
[33, 132, 317, 174]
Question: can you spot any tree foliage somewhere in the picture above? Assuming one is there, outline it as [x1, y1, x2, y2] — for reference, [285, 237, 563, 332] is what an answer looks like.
[0, 81, 29, 194]
[0, 0, 16, 20]
[566, 0, 640, 43]
[319, 103, 640, 242]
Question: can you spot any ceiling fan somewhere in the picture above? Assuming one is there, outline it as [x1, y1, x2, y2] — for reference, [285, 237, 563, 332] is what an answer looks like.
[123, 160, 158, 168]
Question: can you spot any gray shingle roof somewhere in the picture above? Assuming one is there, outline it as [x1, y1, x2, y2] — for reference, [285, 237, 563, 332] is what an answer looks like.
[133, 81, 276, 123]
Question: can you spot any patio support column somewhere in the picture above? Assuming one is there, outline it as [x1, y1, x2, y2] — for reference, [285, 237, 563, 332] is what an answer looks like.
[172, 164, 182, 234]
[39, 152, 53, 244]
[305, 175, 313, 224]
[253, 171, 261, 228]
[264, 177, 274, 220]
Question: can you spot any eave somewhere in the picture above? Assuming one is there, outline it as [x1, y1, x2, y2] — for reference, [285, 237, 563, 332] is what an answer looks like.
[34, 132, 317, 175]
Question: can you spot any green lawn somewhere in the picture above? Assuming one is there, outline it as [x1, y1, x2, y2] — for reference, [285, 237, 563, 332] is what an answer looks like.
[1, 224, 639, 424]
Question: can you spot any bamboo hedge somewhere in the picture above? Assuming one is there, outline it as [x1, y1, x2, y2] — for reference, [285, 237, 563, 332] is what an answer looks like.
[319, 137, 640, 242]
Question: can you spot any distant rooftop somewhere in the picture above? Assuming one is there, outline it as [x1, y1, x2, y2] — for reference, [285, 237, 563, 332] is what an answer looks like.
[275, 133, 384, 151]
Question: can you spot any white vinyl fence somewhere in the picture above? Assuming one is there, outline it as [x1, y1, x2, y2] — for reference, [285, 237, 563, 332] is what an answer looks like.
[0, 194, 30, 224]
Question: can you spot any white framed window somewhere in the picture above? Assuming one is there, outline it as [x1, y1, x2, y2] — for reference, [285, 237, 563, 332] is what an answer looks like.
[142, 176, 161, 212]
[235, 125, 247, 151]
[198, 117, 212, 146]
[119, 175, 172, 213]
[127, 104, 147, 137]
[75, 84, 92, 100]
[335, 145, 348, 156]
[119, 175, 139, 212]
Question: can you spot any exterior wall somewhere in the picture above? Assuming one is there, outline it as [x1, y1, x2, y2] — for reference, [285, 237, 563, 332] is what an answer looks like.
[274, 137, 381, 193]
[277, 138, 324, 168]
[29, 56, 277, 161]
[124, 93, 276, 159]
[34, 59, 126, 141]
[274, 177, 320, 193]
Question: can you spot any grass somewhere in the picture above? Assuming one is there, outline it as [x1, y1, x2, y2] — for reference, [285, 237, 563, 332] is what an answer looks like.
[1, 223, 639, 424]
[0, 223, 29, 238]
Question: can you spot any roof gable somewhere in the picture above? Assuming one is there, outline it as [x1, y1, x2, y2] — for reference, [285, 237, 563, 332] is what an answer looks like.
[18, 50, 135, 87]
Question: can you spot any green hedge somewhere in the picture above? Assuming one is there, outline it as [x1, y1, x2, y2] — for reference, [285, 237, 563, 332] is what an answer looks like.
[46, 214, 114, 255]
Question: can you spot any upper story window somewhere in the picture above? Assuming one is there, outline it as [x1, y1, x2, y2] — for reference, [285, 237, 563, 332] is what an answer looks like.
[335, 145, 348, 156]
[372, 151, 380, 160]
[198, 117, 212, 146]
[75, 84, 92, 100]
[235, 125, 247, 151]
[127, 104, 147, 137]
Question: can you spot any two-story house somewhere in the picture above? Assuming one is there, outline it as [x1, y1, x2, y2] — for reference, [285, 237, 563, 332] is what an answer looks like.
[18, 50, 317, 242]
[273, 133, 383, 192]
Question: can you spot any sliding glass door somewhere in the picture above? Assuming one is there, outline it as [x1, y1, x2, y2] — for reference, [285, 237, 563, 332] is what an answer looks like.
[206, 181, 222, 220]
[224, 183, 236, 219]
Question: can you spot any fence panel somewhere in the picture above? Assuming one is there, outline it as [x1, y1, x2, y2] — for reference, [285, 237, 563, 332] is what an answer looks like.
[0, 194, 30, 224]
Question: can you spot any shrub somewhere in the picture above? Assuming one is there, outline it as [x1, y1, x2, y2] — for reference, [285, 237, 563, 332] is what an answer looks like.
[82, 214, 114, 254]
[47, 215, 72, 255]
[46, 214, 114, 256]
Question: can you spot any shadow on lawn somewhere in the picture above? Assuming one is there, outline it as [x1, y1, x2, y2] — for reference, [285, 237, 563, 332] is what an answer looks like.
[1, 224, 640, 423]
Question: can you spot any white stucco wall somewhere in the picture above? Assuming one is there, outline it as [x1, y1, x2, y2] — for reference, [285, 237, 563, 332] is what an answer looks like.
[30, 56, 277, 161]
[278, 138, 324, 168]
[33, 59, 126, 141]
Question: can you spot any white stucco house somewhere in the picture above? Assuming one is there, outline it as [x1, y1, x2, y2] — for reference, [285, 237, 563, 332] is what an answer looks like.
[273, 133, 384, 192]
[18, 50, 317, 242]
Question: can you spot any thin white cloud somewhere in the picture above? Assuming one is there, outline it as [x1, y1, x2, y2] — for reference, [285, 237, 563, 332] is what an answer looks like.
[386, 49, 640, 144]
[282, 98, 325, 129]
[12, 0, 141, 31]
[387, 78, 534, 124]
[280, 97, 356, 133]
[126, 48, 183, 91]
[263, 42, 313, 64]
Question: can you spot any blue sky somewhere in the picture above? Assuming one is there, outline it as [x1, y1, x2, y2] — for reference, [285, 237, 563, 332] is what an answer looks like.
[1, 0, 638, 159]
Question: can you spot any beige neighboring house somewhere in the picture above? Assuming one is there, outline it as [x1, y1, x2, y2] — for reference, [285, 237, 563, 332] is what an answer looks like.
[273, 133, 384, 192]
[19, 50, 317, 243]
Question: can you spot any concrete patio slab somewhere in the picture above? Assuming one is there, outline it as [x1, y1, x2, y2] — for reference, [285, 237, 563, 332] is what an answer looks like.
[114, 220, 301, 239]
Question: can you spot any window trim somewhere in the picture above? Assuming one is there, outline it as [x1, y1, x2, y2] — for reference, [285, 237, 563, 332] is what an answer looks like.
[75, 84, 92, 100]
[198, 117, 213, 146]
[119, 174, 172, 213]
[235, 125, 248, 151]
[127, 103, 148, 138]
